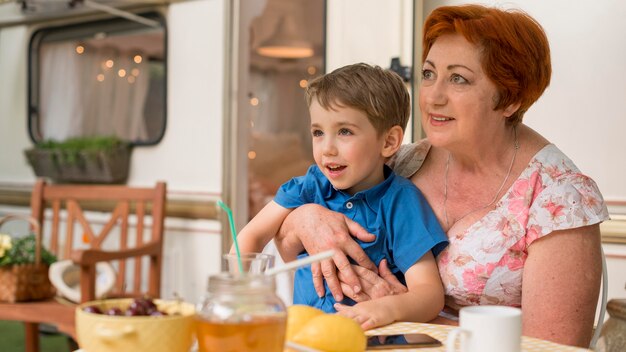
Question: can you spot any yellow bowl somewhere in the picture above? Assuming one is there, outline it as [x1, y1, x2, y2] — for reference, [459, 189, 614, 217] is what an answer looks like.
[76, 298, 195, 352]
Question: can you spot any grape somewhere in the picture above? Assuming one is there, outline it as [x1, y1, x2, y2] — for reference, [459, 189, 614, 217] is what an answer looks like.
[84, 297, 170, 317]
[106, 307, 123, 316]
[83, 305, 103, 314]
[125, 306, 142, 316]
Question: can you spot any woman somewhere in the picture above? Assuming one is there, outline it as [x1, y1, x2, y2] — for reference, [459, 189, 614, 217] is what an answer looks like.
[274, 4, 609, 347]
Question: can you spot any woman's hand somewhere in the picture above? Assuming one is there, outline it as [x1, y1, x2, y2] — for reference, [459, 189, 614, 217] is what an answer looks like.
[338, 259, 408, 302]
[274, 203, 378, 301]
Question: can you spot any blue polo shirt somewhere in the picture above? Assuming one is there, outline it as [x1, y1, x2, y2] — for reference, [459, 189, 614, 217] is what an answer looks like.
[274, 165, 448, 313]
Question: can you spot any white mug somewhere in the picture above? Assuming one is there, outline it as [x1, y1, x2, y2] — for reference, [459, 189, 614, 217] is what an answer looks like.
[446, 305, 522, 352]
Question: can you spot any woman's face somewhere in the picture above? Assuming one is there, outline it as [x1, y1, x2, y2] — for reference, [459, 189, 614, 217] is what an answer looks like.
[419, 33, 507, 150]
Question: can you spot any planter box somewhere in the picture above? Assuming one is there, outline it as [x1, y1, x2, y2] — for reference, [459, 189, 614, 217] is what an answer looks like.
[24, 145, 131, 184]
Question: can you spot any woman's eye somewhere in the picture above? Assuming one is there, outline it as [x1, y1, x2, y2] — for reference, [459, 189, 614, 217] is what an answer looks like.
[421, 69, 435, 80]
[311, 129, 323, 137]
[338, 128, 353, 136]
[451, 74, 468, 84]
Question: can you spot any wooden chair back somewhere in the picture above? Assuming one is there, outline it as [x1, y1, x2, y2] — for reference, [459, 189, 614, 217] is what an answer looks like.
[30, 179, 167, 301]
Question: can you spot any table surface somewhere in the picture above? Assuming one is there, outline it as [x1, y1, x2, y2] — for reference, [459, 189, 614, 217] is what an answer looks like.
[364, 322, 591, 352]
[75, 321, 591, 352]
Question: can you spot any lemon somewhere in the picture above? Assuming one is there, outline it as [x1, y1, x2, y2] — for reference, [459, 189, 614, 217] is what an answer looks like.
[286, 305, 325, 340]
[291, 314, 366, 352]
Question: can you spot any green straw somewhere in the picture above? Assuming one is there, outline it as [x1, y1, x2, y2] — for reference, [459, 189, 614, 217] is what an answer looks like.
[217, 200, 244, 274]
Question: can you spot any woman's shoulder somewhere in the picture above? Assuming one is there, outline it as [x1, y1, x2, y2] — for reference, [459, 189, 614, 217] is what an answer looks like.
[522, 144, 609, 241]
[528, 144, 586, 181]
[387, 139, 431, 178]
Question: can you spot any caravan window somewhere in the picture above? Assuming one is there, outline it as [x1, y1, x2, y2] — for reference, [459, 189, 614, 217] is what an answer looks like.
[28, 13, 166, 145]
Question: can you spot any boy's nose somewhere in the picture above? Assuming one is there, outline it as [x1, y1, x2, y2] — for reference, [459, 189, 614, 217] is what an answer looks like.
[322, 138, 338, 156]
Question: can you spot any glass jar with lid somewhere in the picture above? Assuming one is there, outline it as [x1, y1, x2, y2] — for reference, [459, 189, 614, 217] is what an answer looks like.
[195, 273, 287, 352]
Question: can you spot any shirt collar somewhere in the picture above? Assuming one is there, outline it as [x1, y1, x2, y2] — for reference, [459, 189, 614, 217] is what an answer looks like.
[329, 165, 395, 209]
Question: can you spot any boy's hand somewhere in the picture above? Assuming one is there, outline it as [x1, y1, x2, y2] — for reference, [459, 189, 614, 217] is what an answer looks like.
[334, 301, 394, 331]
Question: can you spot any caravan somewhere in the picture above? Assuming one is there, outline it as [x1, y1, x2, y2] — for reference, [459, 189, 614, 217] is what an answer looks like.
[1, 0, 625, 350]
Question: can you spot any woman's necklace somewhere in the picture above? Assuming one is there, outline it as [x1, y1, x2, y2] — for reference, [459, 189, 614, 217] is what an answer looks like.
[443, 127, 520, 229]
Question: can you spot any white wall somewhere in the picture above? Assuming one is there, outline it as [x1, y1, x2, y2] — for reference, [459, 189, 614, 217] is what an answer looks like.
[423, 0, 626, 202]
[0, 0, 228, 305]
[326, 0, 415, 143]
[0, 25, 33, 183]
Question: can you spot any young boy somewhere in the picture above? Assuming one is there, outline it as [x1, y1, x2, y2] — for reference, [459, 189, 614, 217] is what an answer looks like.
[234, 63, 448, 330]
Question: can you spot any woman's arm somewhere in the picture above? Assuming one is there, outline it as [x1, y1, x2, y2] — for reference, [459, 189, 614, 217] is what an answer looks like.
[335, 252, 444, 330]
[274, 203, 378, 300]
[521, 224, 602, 347]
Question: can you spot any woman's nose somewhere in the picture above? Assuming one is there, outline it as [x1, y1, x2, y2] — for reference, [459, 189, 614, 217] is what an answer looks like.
[421, 79, 447, 106]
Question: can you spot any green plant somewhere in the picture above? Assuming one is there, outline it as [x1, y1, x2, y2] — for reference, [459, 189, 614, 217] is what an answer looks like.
[35, 136, 129, 165]
[0, 233, 57, 267]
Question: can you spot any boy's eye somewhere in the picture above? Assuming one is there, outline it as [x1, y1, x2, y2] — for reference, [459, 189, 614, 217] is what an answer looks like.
[451, 73, 468, 84]
[311, 129, 323, 137]
[338, 128, 353, 136]
[421, 69, 435, 80]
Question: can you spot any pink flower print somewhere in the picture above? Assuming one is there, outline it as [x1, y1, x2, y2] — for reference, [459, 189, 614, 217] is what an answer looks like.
[507, 199, 529, 226]
[509, 237, 525, 252]
[544, 163, 562, 179]
[453, 254, 473, 267]
[525, 224, 542, 247]
[500, 249, 525, 271]
[511, 179, 530, 199]
[528, 171, 544, 204]
[462, 263, 497, 295]
[546, 200, 565, 219]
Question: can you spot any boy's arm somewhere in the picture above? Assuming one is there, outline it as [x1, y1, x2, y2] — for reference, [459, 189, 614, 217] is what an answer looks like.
[334, 251, 444, 330]
[230, 200, 294, 254]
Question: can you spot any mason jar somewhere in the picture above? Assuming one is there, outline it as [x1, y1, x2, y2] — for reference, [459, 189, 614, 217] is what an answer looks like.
[195, 273, 287, 352]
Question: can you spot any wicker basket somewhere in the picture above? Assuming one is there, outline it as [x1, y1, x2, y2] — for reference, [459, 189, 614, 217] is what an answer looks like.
[0, 215, 56, 303]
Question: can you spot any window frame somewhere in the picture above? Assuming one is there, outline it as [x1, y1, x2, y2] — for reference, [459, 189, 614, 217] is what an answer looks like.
[27, 11, 168, 146]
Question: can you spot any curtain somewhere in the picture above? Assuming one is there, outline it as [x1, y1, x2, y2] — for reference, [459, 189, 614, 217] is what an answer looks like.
[39, 41, 150, 141]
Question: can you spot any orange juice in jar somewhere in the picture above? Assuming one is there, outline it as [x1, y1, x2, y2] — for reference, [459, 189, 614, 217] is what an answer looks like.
[196, 315, 286, 351]
[196, 273, 287, 352]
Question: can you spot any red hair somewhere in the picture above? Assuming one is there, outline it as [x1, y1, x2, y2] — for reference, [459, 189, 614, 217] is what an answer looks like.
[422, 5, 551, 125]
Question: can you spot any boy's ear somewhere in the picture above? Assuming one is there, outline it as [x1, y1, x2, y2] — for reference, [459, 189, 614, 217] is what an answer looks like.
[381, 125, 403, 158]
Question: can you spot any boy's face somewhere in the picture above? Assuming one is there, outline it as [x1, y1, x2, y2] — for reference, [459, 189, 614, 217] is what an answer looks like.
[309, 100, 387, 194]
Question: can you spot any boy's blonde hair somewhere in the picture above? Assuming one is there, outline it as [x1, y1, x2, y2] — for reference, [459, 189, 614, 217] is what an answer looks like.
[305, 63, 411, 135]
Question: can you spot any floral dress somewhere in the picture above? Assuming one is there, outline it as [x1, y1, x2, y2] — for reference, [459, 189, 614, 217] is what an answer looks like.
[391, 140, 609, 309]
